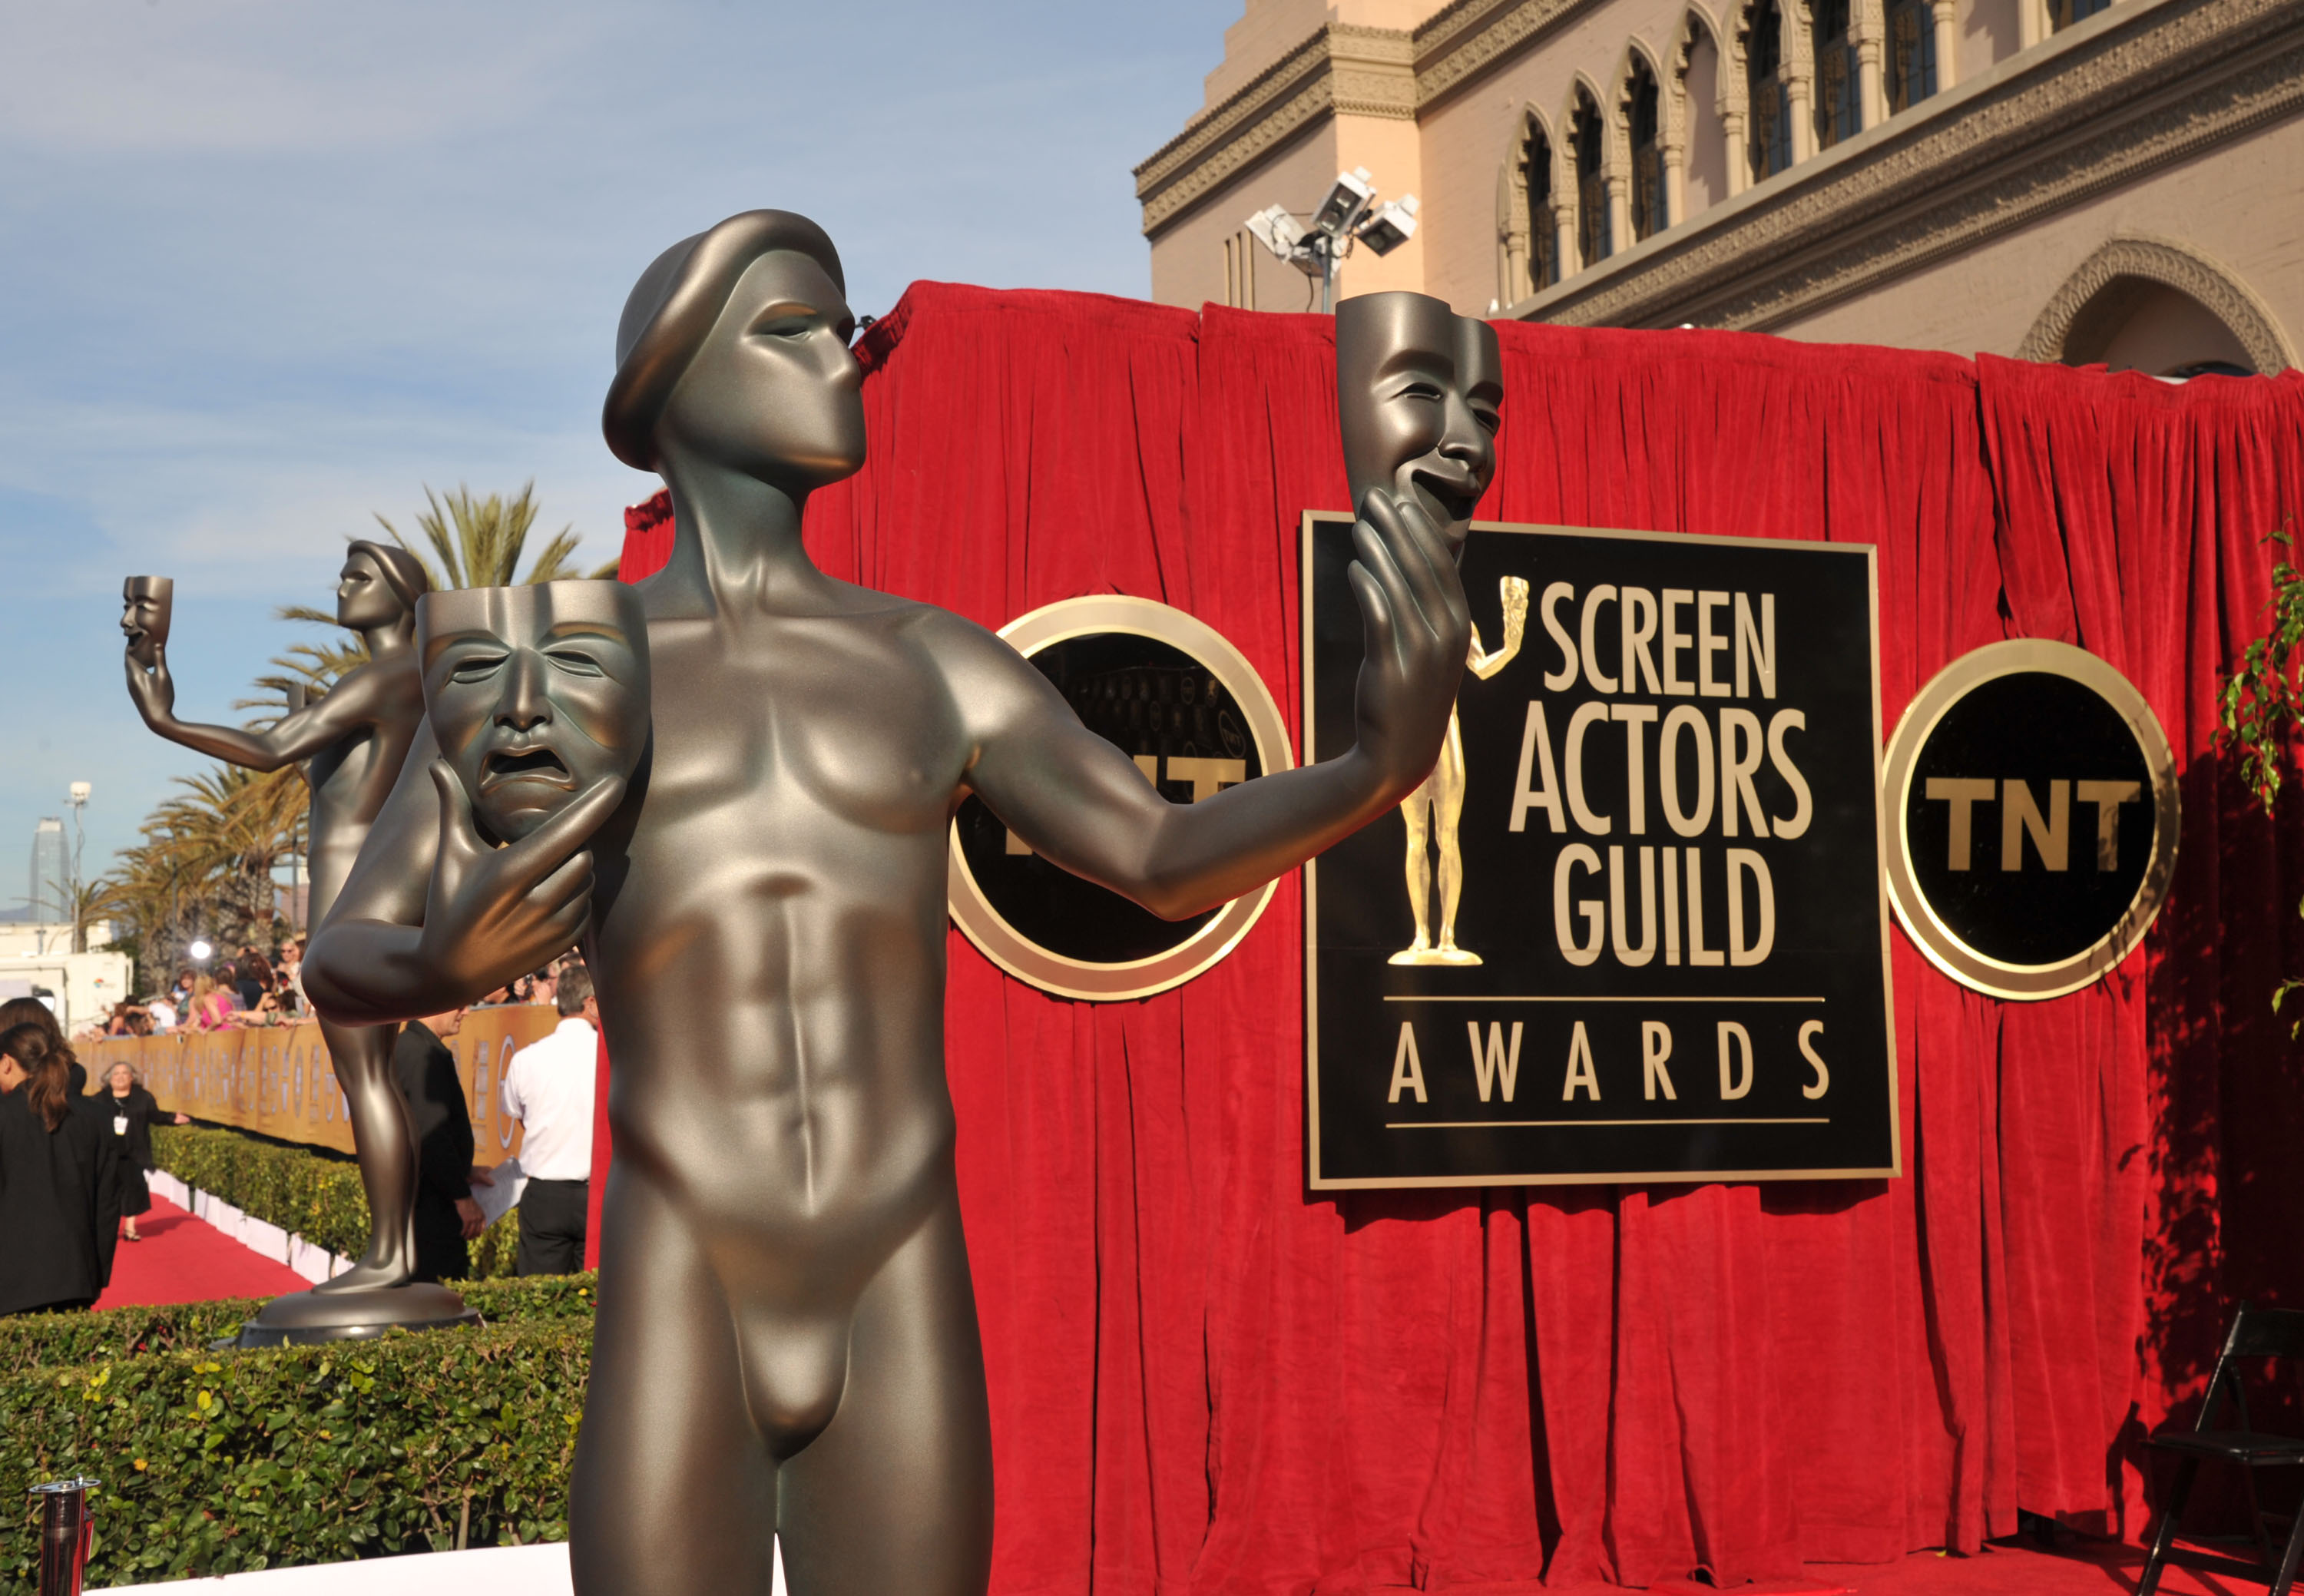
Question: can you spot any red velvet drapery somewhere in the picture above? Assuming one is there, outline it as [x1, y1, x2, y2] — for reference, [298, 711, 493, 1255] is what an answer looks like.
[611, 282, 2304, 1592]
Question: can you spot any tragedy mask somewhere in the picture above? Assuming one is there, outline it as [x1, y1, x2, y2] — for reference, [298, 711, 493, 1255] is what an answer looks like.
[1334, 291, 1504, 551]
[417, 581, 651, 844]
[121, 576, 174, 668]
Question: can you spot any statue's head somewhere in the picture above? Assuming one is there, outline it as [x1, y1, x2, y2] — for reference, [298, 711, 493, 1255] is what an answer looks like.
[338, 541, 431, 633]
[602, 210, 865, 491]
[1334, 291, 1503, 550]
[417, 581, 651, 845]
[121, 575, 174, 667]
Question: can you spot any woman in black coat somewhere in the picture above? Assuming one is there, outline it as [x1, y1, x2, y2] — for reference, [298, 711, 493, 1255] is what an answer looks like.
[0, 1024, 118, 1315]
[98, 1061, 184, 1242]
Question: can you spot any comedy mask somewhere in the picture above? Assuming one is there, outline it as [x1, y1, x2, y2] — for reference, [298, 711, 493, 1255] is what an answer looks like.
[1335, 291, 1503, 551]
[121, 576, 174, 669]
[417, 581, 651, 845]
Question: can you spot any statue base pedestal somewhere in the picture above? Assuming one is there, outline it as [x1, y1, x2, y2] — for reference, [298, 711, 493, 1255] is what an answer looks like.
[232, 1282, 478, 1348]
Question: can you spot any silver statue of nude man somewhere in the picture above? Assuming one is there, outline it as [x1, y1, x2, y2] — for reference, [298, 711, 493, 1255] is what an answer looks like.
[303, 215, 1496, 1595]
[124, 547, 464, 1330]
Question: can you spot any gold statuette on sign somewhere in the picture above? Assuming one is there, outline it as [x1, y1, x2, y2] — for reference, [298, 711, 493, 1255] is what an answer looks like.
[1391, 575, 1529, 965]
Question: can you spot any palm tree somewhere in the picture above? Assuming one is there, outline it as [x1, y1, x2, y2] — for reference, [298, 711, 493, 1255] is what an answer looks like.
[379, 481, 618, 592]
[106, 765, 306, 973]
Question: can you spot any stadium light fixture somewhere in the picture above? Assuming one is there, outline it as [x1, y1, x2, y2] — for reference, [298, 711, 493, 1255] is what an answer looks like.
[1242, 168, 1420, 313]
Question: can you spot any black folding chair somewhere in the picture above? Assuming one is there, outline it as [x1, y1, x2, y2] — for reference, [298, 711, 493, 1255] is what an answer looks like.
[2139, 1303, 2304, 1595]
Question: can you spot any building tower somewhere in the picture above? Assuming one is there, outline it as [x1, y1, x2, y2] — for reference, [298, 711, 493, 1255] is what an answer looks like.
[28, 817, 65, 922]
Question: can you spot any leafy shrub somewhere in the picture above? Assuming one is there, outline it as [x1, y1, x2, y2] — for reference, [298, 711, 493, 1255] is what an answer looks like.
[0, 1275, 597, 1378]
[0, 1323, 590, 1588]
[151, 1126, 521, 1279]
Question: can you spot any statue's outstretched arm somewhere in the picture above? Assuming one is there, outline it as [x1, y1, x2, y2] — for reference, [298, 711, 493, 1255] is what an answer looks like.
[124, 646, 385, 771]
[964, 489, 1470, 921]
[303, 723, 622, 1025]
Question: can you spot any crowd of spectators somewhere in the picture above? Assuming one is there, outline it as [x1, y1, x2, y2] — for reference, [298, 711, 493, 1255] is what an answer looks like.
[89, 939, 310, 1041]
[87, 941, 596, 1043]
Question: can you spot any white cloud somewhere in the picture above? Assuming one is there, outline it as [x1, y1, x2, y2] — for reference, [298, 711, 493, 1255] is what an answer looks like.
[0, 0, 598, 154]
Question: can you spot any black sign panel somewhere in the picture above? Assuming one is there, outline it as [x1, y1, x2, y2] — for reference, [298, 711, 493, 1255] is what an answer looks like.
[1882, 640, 2177, 1001]
[1303, 515, 1898, 1187]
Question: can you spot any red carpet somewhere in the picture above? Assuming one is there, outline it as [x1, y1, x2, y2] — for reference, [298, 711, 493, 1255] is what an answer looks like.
[1803, 1537, 2276, 1593]
[1524, 1536, 2279, 1593]
[94, 1195, 311, 1309]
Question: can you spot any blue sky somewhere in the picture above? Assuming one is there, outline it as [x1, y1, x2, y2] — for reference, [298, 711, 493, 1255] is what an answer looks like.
[0, 0, 1236, 887]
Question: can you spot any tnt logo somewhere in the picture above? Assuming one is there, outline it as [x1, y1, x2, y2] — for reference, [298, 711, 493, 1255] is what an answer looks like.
[1922, 778, 2143, 872]
[1885, 644, 2176, 1000]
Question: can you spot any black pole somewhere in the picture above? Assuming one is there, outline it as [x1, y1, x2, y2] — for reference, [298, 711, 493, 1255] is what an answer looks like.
[28, 1478, 98, 1596]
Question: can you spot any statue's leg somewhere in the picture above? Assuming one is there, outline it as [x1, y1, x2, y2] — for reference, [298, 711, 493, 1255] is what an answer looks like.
[310, 1016, 418, 1293]
[1433, 719, 1471, 948]
[776, 1180, 994, 1596]
[570, 1170, 779, 1596]
[1399, 786, 1435, 949]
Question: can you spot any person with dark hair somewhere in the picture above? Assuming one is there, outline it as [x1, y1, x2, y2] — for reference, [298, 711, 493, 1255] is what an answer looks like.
[236, 946, 274, 1012]
[0, 995, 85, 1098]
[392, 1006, 485, 1283]
[0, 1024, 119, 1314]
[498, 962, 598, 1275]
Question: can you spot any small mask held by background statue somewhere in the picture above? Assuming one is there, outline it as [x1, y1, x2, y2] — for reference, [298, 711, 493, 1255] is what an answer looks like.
[417, 581, 651, 846]
[121, 576, 174, 670]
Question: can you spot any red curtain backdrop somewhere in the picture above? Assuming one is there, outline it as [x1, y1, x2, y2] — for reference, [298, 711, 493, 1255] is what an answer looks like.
[610, 283, 2304, 1592]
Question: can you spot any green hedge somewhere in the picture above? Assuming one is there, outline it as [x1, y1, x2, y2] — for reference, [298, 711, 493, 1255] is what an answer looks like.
[0, 1274, 596, 1379]
[151, 1126, 522, 1280]
[0, 1323, 590, 1588]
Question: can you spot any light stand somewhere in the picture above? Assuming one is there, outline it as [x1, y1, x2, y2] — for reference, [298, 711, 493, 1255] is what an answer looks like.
[1244, 167, 1421, 313]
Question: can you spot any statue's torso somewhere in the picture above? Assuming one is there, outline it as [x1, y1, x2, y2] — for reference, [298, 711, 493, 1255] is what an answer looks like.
[589, 593, 978, 1290]
[303, 655, 426, 916]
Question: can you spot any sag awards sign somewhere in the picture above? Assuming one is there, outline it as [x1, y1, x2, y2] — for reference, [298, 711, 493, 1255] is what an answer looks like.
[1303, 515, 1898, 1189]
[1882, 638, 2179, 1000]
[946, 594, 1294, 1001]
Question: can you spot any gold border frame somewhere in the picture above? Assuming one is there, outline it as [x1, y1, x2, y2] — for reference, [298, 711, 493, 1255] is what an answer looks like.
[945, 594, 1296, 1002]
[1881, 638, 2180, 1002]
[1301, 512, 1902, 1188]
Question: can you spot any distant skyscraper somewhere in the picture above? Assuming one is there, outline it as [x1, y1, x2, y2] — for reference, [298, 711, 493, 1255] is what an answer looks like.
[29, 817, 64, 922]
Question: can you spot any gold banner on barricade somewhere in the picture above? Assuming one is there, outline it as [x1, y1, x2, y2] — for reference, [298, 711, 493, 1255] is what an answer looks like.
[86, 1007, 554, 1161]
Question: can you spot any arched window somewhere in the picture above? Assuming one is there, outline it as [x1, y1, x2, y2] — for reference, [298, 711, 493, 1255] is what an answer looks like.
[2051, 0, 2113, 28]
[1885, 0, 1937, 111]
[1628, 60, 1667, 242]
[1521, 126, 1560, 290]
[1680, 18, 1728, 214]
[1812, 0, 1859, 149]
[1746, 0, 1792, 180]
[1573, 93, 1610, 267]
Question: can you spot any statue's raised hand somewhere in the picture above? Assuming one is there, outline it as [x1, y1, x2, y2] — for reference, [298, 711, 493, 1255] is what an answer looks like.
[1346, 487, 1474, 797]
[416, 760, 626, 998]
[124, 644, 177, 726]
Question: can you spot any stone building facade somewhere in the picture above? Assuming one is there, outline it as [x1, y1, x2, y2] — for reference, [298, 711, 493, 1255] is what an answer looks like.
[1134, 0, 2301, 375]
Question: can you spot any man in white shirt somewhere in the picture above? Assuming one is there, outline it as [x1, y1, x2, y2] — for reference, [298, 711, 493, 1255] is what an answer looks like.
[499, 962, 599, 1275]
